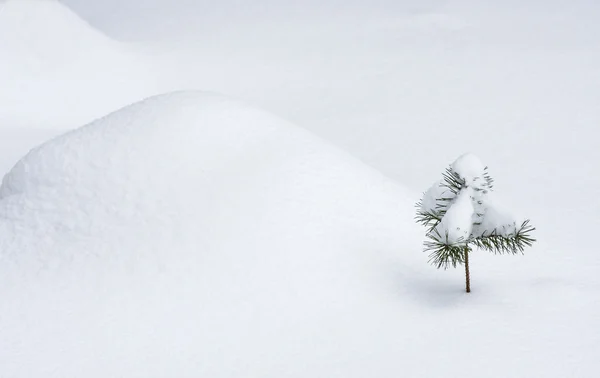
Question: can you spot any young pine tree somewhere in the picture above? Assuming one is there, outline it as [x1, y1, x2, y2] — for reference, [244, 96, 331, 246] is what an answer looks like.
[415, 153, 535, 293]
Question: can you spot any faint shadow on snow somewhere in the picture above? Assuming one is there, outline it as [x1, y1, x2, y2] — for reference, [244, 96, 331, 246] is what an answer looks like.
[400, 273, 470, 308]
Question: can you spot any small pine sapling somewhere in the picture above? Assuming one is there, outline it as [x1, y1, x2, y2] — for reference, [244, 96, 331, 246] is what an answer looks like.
[415, 153, 535, 293]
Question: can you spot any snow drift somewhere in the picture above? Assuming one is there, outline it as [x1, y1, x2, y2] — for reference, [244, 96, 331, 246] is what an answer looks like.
[0, 0, 157, 127]
[0, 91, 419, 377]
[1, 0, 598, 376]
[0, 91, 597, 378]
[0, 0, 113, 68]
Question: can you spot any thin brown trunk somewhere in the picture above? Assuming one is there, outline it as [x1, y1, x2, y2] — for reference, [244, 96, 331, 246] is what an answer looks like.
[464, 248, 471, 293]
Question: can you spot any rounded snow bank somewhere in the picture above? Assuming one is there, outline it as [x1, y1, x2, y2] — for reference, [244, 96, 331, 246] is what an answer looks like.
[1, 91, 409, 244]
[0, 0, 157, 126]
[1, 93, 294, 243]
[1, 91, 300, 216]
[0, 91, 421, 377]
[0, 0, 112, 66]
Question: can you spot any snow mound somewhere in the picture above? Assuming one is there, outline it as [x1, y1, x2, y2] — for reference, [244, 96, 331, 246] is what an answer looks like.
[0, 91, 419, 377]
[0, 0, 113, 68]
[0, 0, 157, 126]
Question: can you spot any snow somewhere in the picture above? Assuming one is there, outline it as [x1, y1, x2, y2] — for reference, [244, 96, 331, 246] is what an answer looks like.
[451, 153, 487, 187]
[0, 0, 111, 67]
[420, 179, 449, 214]
[0, 91, 421, 377]
[1, 0, 600, 377]
[0, 0, 159, 127]
[475, 201, 519, 237]
[424, 153, 521, 243]
[435, 188, 474, 245]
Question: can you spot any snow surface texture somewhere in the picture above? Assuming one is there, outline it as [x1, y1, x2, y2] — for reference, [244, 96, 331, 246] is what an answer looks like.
[1, 0, 599, 377]
[0, 91, 419, 377]
[1, 92, 597, 378]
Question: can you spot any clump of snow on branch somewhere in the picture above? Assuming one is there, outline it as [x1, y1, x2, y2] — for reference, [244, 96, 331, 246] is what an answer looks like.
[473, 198, 521, 238]
[420, 180, 450, 214]
[422, 153, 520, 244]
[434, 188, 474, 244]
[451, 153, 486, 184]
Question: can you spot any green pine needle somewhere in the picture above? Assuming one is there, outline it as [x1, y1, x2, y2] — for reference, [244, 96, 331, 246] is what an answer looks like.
[416, 163, 535, 270]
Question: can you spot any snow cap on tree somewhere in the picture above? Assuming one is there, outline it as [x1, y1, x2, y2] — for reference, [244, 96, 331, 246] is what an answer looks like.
[416, 153, 535, 293]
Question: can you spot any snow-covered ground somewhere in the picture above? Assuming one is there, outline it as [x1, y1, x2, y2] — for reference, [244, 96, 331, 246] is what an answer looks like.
[1, 0, 599, 377]
[0, 0, 158, 127]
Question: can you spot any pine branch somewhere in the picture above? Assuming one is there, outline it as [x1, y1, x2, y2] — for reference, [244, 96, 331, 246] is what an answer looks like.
[482, 167, 494, 190]
[441, 168, 464, 195]
[422, 219, 535, 269]
[414, 207, 443, 233]
[423, 229, 468, 269]
[414, 176, 457, 233]
[470, 220, 536, 255]
[415, 196, 454, 233]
